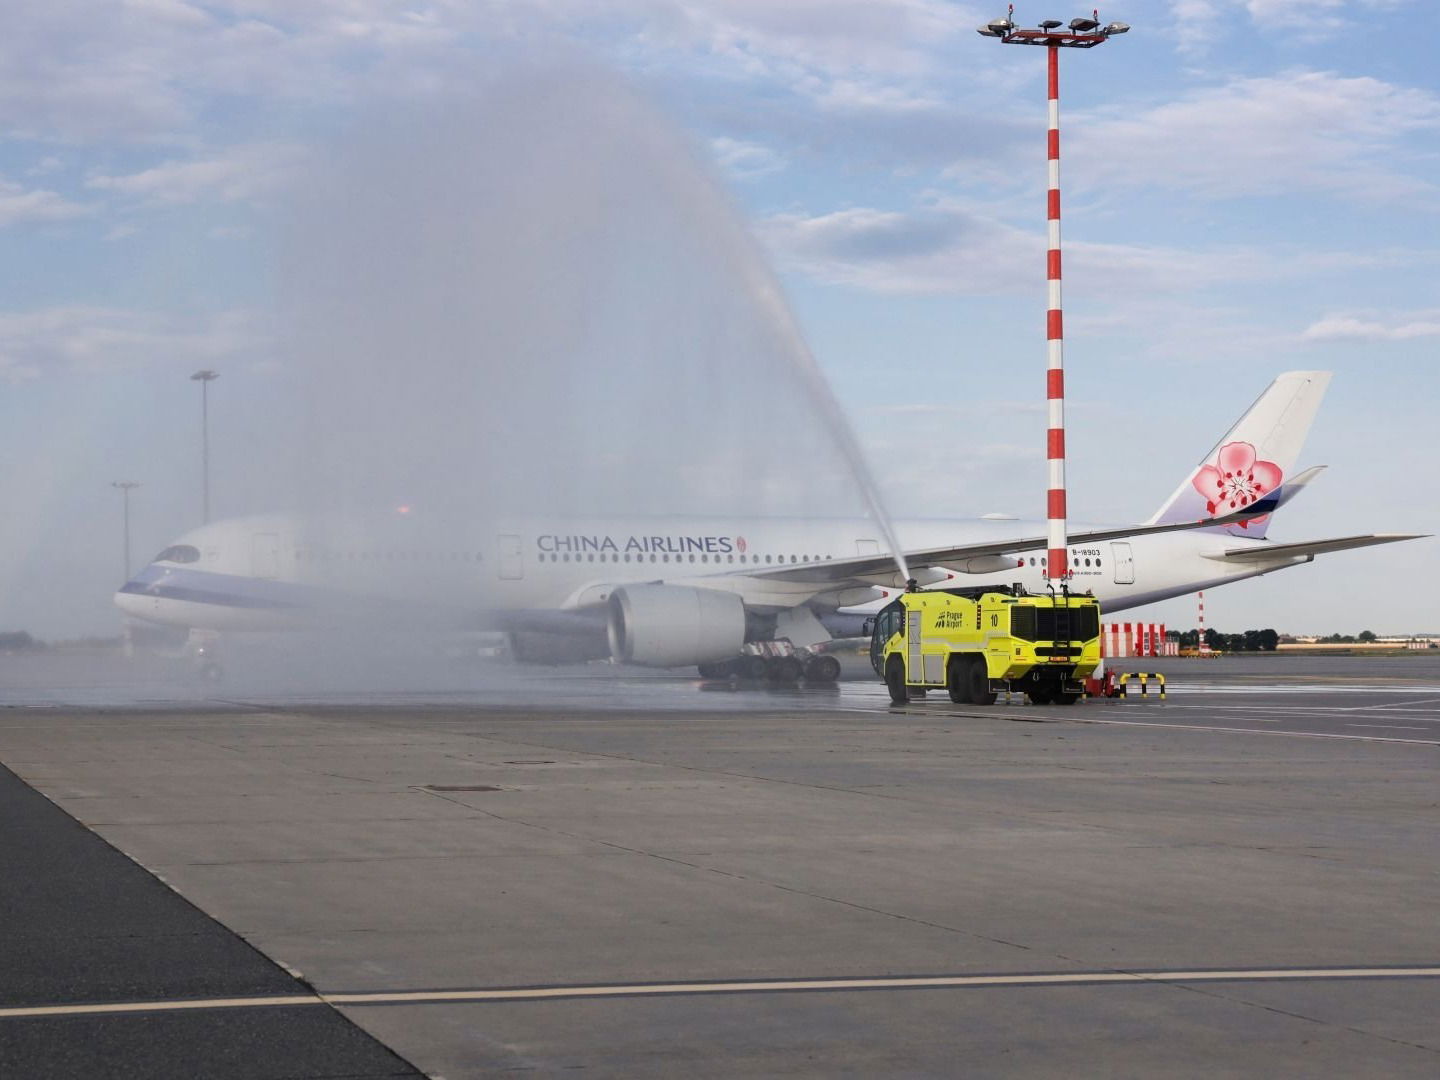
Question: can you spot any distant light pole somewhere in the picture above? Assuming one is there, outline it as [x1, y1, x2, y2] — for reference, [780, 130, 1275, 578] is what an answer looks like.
[978, 8, 1128, 588]
[112, 481, 140, 579]
[190, 369, 220, 523]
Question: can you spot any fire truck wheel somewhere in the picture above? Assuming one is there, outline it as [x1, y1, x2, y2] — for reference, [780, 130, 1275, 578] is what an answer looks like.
[885, 657, 909, 704]
[947, 657, 973, 704]
[1053, 690, 1080, 705]
[1026, 686, 1054, 705]
[968, 656, 997, 706]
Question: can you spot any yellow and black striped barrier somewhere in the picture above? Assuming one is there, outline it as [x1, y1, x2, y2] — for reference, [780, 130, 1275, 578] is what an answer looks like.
[1117, 672, 1166, 700]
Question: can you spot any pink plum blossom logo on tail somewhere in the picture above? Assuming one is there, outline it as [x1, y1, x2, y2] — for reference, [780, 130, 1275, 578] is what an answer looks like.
[1192, 441, 1282, 530]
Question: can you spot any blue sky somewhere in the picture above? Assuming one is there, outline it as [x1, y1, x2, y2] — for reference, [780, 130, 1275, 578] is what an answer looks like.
[2, 0, 1437, 638]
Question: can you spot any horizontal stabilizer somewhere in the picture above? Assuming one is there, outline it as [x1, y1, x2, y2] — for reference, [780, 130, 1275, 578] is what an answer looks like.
[1269, 465, 1326, 510]
[1213, 534, 1429, 563]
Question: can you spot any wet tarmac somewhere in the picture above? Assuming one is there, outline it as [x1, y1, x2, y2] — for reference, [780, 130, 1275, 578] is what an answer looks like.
[1, 651, 1437, 1076]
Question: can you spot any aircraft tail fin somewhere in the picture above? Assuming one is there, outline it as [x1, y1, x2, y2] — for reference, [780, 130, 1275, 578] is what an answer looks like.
[1144, 371, 1332, 539]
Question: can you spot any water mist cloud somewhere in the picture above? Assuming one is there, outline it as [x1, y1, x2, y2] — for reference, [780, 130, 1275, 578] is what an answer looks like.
[274, 64, 893, 538]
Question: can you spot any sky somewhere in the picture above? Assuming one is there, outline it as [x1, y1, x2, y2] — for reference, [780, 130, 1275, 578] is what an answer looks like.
[1, 0, 1437, 640]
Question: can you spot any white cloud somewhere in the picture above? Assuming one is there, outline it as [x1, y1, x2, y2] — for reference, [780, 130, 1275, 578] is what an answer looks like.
[0, 2, 465, 142]
[759, 201, 1347, 296]
[0, 307, 264, 382]
[709, 136, 785, 179]
[1170, 0, 1415, 53]
[761, 204, 1031, 295]
[0, 177, 90, 227]
[85, 144, 305, 206]
[0, 1, 972, 148]
[1301, 312, 1440, 341]
[591, 0, 972, 79]
[1073, 70, 1440, 204]
[1169, 0, 1227, 55]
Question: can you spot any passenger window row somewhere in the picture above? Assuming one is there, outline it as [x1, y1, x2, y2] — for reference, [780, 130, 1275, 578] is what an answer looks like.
[294, 550, 483, 562]
[536, 553, 835, 565]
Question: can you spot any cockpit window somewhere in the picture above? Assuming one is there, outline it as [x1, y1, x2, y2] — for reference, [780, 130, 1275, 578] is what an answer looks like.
[154, 544, 201, 564]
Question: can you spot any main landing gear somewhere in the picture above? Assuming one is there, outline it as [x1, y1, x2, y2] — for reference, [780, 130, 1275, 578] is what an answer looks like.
[698, 651, 842, 685]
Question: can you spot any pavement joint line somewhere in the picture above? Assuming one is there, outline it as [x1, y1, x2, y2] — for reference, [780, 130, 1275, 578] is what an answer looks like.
[1072, 716, 1440, 745]
[5, 968, 1440, 1020]
[1163, 702, 1440, 714]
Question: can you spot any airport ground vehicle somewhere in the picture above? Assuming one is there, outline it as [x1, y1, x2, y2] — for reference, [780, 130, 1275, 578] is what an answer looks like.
[870, 585, 1101, 706]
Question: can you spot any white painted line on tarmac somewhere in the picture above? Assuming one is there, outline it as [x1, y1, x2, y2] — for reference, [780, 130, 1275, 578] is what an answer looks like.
[1161, 702, 1440, 716]
[0, 994, 319, 1019]
[1074, 717, 1440, 745]
[6, 967, 1440, 1019]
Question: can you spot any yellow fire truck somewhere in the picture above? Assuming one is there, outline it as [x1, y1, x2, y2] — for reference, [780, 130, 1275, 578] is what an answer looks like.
[869, 584, 1101, 706]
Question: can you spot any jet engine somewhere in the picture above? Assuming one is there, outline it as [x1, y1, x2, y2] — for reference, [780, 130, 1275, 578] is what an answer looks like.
[606, 585, 746, 667]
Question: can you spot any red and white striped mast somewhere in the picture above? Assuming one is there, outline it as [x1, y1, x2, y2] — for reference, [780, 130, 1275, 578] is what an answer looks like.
[979, 8, 1128, 590]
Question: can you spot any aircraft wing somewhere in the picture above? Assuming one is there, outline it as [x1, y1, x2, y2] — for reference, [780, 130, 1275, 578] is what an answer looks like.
[1211, 534, 1430, 563]
[732, 506, 1290, 588]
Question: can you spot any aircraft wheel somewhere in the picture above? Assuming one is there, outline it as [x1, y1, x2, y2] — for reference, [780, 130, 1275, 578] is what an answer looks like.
[968, 656, 997, 706]
[803, 655, 841, 683]
[885, 657, 909, 704]
[697, 660, 733, 679]
[947, 656, 974, 704]
[197, 661, 224, 684]
[736, 655, 767, 681]
[766, 656, 803, 684]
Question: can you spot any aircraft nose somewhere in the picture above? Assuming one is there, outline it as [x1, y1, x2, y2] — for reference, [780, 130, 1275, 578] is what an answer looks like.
[114, 583, 149, 618]
[114, 566, 161, 620]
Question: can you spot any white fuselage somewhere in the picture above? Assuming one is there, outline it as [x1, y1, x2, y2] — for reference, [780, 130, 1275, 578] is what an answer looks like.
[114, 512, 1304, 634]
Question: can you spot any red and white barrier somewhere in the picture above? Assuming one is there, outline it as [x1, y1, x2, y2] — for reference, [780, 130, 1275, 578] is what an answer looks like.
[1103, 622, 1177, 658]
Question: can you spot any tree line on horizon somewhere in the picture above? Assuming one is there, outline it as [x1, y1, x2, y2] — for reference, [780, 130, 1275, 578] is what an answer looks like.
[1164, 628, 1385, 652]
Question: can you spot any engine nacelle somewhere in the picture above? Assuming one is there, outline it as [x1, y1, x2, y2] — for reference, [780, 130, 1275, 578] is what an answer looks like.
[607, 585, 745, 667]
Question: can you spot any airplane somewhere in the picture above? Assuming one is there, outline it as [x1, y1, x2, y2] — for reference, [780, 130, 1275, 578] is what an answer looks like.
[115, 371, 1424, 681]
